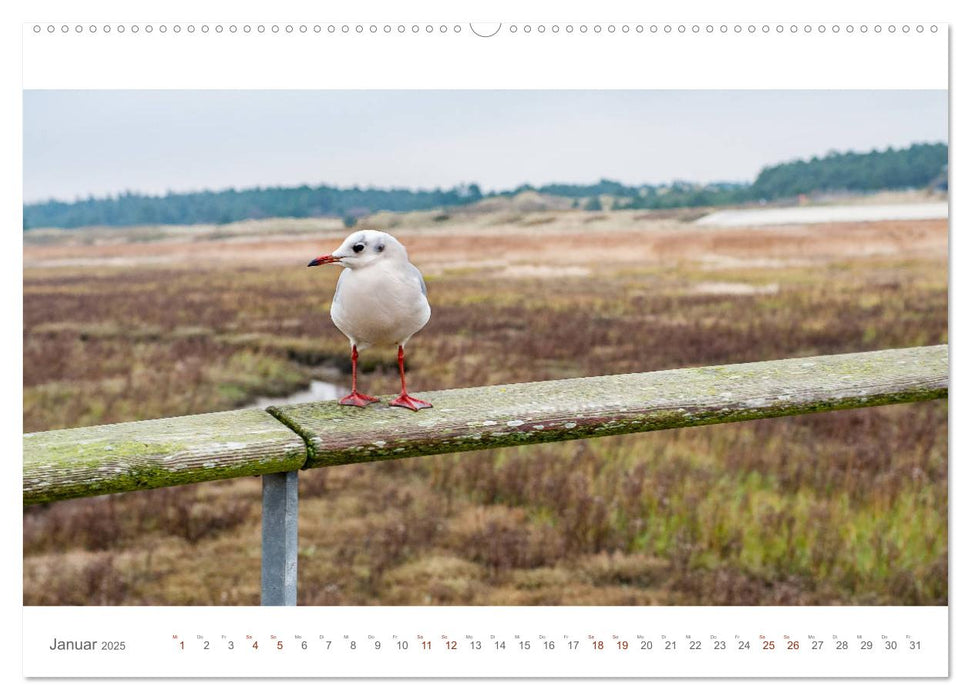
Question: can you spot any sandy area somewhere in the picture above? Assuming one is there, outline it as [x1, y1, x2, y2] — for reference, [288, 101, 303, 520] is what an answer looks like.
[23, 209, 948, 273]
[698, 201, 948, 227]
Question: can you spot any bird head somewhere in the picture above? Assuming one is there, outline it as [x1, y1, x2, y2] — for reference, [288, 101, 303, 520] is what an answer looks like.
[307, 230, 407, 270]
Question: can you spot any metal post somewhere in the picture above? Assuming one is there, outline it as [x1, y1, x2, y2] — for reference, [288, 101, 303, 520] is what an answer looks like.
[261, 471, 298, 605]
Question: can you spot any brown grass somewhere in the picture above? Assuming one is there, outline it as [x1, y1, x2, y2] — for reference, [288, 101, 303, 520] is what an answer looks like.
[23, 214, 948, 605]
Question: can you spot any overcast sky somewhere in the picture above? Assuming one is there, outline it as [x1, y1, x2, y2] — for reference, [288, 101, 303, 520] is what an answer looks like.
[23, 90, 947, 203]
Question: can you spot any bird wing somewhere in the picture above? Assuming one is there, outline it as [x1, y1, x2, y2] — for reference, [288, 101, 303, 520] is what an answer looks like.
[333, 268, 350, 307]
[406, 262, 428, 297]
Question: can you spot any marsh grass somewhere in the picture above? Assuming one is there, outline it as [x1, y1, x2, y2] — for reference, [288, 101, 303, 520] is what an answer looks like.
[22, 221, 947, 604]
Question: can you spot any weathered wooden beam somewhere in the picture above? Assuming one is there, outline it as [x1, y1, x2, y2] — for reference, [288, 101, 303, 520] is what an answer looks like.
[23, 409, 307, 505]
[270, 345, 947, 469]
[23, 346, 947, 505]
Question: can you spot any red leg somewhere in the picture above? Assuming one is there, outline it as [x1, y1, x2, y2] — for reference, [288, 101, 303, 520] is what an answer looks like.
[389, 345, 432, 411]
[339, 345, 378, 407]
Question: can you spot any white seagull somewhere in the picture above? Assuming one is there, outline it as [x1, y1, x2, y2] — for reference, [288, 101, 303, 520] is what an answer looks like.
[308, 230, 433, 411]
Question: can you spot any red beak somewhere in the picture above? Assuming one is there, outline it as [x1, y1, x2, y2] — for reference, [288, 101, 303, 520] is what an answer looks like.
[308, 255, 341, 267]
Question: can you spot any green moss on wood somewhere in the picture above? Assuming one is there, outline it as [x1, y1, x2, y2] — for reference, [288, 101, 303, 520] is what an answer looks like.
[23, 346, 947, 504]
[271, 345, 947, 471]
[24, 408, 307, 505]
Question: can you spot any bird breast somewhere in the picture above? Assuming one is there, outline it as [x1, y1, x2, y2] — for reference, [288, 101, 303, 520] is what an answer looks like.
[330, 264, 430, 349]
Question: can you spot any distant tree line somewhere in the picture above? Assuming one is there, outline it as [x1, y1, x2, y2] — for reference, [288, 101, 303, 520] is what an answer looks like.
[23, 183, 484, 230]
[750, 142, 947, 199]
[23, 142, 946, 230]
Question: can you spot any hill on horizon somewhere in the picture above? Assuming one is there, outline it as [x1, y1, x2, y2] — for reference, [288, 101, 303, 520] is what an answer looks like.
[23, 142, 947, 230]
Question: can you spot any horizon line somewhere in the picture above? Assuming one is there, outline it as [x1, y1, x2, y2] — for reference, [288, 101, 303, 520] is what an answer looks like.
[23, 139, 946, 208]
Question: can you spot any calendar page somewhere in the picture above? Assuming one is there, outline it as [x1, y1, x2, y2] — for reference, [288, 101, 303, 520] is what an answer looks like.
[18, 0, 954, 687]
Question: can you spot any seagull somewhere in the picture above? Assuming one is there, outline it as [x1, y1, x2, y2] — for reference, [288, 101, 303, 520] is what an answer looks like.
[308, 230, 433, 411]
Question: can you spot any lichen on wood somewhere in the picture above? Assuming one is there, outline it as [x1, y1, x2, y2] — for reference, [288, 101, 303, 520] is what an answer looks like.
[23, 409, 308, 505]
[23, 345, 947, 504]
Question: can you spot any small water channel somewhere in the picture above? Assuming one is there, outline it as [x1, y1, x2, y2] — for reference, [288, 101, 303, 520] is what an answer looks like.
[246, 379, 348, 410]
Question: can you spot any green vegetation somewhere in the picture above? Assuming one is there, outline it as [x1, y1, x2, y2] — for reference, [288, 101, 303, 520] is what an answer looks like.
[23, 183, 485, 230]
[751, 142, 948, 199]
[23, 143, 946, 229]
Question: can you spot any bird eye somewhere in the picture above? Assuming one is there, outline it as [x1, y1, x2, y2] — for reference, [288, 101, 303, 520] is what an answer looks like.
[376, 243, 385, 252]
[352, 243, 365, 253]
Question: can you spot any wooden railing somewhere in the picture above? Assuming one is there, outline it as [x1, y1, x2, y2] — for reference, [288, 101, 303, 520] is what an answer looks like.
[23, 345, 948, 604]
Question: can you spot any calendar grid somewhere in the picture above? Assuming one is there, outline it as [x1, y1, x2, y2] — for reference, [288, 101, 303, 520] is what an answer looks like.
[24, 606, 948, 677]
